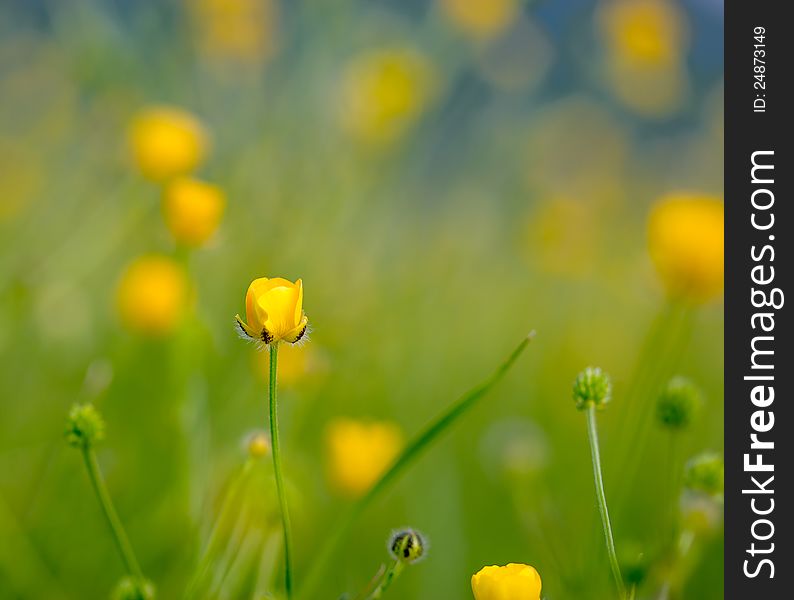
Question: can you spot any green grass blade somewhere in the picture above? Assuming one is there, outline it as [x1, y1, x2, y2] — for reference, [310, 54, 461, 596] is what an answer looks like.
[298, 332, 535, 600]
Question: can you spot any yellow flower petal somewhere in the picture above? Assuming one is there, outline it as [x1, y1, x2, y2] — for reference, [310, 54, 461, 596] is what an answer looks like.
[240, 276, 308, 344]
[471, 563, 542, 600]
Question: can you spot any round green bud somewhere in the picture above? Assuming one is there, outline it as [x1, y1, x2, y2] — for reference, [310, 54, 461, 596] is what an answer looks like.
[572, 367, 611, 410]
[656, 377, 701, 430]
[65, 403, 105, 450]
[388, 528, 427, 564]
[112, 576, 156, 600]
[684, 452, 724, 497]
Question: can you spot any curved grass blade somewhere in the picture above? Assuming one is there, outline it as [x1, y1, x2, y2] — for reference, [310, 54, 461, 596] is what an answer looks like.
[298, 332, 535, 599]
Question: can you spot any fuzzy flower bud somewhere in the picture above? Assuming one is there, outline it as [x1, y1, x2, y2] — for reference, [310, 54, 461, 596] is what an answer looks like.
[656, 376, 701, 430]
[573, 367, 612, 410]
[65, 403, 105, 450]
[389, 529, 427, 564]
[684, 452, 724, 498]
[112, 576, 156, 600]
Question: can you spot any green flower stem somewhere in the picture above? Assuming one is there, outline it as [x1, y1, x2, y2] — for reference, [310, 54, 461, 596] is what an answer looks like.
[298, 333, 534, 600]
[81, 446, 145, 582]
[269, 342, 294, 599]
[585, 405, 625, 599]
[365, 560, 404, 599]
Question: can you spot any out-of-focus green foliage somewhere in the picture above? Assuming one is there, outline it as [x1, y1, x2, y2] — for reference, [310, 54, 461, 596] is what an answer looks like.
[0, 1, 723, 599]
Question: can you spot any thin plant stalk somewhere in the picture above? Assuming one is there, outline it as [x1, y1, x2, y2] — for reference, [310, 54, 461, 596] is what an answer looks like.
[298, 333, 534, 600]
[269, 342, 294, 598]
[365, 560, 404, 599]
[585, 405, 626, 599]
[81, 447, 145, 583]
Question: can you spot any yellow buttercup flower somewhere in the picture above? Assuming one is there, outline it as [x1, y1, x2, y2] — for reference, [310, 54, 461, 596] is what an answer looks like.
[236, 277, 308, 344]
[162, 177, 225, 247]
[325, 418, 403, 496]
[128, 106, 209, 181]
[340, 48, 434, 145]
[648, 193, 724, 302]
[471, 564, 542, 600]
[439, 0, 520, 41]
[116, 255, 189, 336]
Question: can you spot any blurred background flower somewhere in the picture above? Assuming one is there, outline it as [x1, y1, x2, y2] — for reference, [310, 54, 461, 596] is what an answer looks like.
[325, 418, 403, 497]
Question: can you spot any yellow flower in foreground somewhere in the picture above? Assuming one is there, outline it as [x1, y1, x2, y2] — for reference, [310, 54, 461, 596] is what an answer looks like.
[648, 193, 724, 302]
[439, 0, 519, 41]
[162, 177, 225, 246]
[471, 564, 542, 600]
[325, 419, 403, 496]
[340, 48, 434, 145]
[236, 277, 308, 344]
[128, 106, 209, 181]
[116, 255, 189, 336]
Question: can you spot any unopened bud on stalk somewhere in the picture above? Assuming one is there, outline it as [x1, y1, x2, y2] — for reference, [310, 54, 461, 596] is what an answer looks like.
[389, 528, 427, 564]
[656, 376, 701, 430]
[572, 367, 611, 410]
[65, 403, 105, 450]
[684, 452, 724, 498]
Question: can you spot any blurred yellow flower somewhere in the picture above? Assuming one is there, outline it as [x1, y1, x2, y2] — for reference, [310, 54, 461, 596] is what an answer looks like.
[246, 431, 270, 459]
[128, 106, 209, 181]
[236, 277, 308, 344]
[439, 0, 519, 41]
[116, 255, 189, 336]
[648, 193, 724, 302]
[597, 0, 688, 117]
[471, 563, 542, 600]
[162, 177, 225, 247]
[340, 48, 434, 145]
[599, 0, 686, 69]
[187, 0, 278, 66]
[325, 419, 403, 496]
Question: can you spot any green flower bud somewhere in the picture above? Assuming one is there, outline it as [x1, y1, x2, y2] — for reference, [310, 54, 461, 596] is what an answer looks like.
[112, 576, 156, 600]
[656, 377, 701, 430]
[389, 528, 427, 564]
[572, 367, 611, 410]
[65, 403, 105, 450]
[684, 452, 724, 497]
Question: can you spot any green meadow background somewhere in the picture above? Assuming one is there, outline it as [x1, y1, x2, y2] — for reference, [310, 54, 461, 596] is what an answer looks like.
[0, 1, 723, 599]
